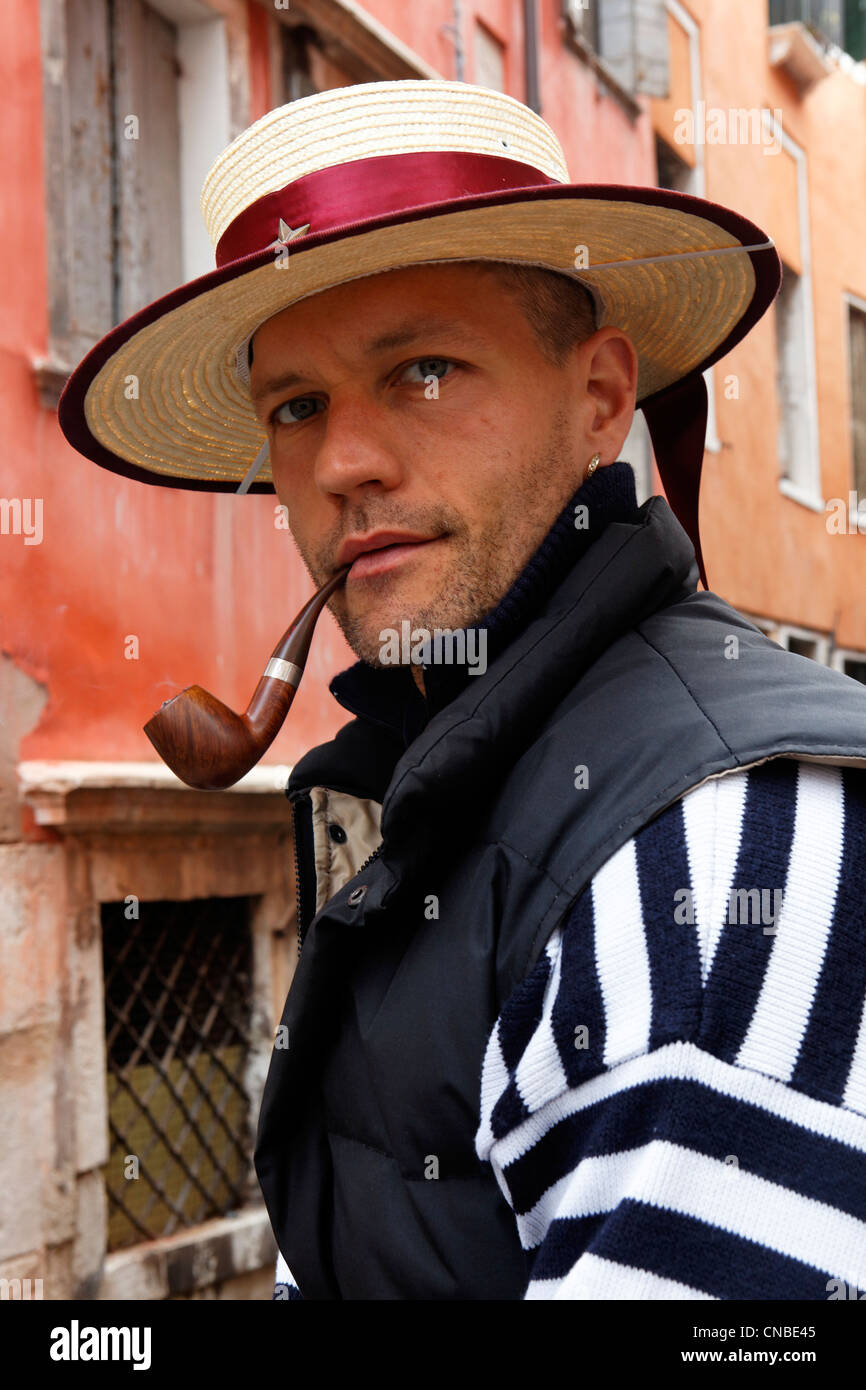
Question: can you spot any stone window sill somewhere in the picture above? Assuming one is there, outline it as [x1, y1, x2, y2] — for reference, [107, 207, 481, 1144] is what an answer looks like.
[97, 1206, 276, 1300]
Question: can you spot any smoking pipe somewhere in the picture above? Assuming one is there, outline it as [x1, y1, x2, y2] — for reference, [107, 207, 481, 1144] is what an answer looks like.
[143, 566, 350, 790]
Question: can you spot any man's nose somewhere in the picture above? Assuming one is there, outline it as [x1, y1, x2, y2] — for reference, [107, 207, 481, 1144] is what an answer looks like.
[313, 391, 406, 497]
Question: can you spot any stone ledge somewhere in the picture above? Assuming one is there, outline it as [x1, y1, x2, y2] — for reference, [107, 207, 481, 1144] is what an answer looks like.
[32, 358, 72, 411]
[17, 761, 294, 834]
[96, 1205, 276, 1301]
[17, 760, 293, 794]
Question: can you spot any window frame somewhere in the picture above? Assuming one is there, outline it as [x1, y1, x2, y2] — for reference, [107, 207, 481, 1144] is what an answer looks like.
[760, 110, 823, 511]
[36, 0, 244, 410]
[844, 291, 866, 508]
[18, 758, 297, 1299]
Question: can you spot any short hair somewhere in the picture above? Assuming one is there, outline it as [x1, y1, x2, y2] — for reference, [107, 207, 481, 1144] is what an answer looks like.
[247, 260, 596, 372]
[473, 261, 597, 367]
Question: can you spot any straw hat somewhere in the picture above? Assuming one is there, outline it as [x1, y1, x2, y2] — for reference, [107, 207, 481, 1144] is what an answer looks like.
[57, 79, 780, 585]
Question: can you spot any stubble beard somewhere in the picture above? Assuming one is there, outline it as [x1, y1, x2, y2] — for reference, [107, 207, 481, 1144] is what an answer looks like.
[302, 409, 581, 670]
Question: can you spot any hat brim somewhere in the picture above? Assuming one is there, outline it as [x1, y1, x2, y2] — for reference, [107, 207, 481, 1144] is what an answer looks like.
[57, 183, 780, 491]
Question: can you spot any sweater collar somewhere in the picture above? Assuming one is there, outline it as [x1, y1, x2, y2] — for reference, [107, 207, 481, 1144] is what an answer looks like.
[329, 459, 641, 742]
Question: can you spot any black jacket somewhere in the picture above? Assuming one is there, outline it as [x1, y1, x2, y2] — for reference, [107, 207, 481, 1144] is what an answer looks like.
[255, 486, 866, 1299]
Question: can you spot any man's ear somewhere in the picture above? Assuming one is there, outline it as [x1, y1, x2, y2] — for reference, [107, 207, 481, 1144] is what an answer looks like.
[579, 327, 639, 459]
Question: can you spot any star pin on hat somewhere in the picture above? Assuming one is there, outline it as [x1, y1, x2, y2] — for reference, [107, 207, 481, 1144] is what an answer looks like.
[57, 79, 781, 587]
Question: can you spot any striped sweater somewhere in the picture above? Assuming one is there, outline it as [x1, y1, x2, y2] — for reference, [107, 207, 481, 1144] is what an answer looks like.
[274, 753, 866, 1299]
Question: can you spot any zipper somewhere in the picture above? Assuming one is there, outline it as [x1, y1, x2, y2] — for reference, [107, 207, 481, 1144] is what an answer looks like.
[291, 792, 314, 958]
[356, 843, 383, 875]
[293, 812, 304, 959]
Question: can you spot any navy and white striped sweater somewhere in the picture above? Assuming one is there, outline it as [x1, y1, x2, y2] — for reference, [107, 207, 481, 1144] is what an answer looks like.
[275, 754, 866, 1299]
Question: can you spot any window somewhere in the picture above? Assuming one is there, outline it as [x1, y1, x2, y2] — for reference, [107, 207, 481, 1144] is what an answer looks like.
[281, 23, 320, 100]
[562, 0, 669, 99]
[563, 0, 600, 53]
[755, 114, 822, 509]
[848, 0, 866, 59]
[473, 20, 506, 91]
[39, 0, 235, 404]
[742, 621, 832, 662]
[18, 756, 297, 1299]
[48, 0, 183, 368]
[847, 299, 866, 499]
[273, 0, 434, 101]
[769, 0, 866, 61]
[787, 634, 819, 660]
[776, 259, 820, 498]
[740, 614, 784, 645]
[280, 18, 360, 96]
[655, 135, 693, 195]
[831, 648, 866, 680]
[101, 896, 254, 1251]
[770, 0, 844, 46]
[653, 132, 722, 455]
[778, 625, 831, 663]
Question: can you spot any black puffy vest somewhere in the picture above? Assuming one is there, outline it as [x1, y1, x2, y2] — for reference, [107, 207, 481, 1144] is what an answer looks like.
[254, 495, 866, 1299]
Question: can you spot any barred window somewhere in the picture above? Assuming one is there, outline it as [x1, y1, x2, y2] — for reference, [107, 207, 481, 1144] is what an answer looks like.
[100, 896, 254, 1251]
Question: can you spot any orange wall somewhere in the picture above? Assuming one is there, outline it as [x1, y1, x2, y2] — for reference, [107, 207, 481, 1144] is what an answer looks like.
[653, 0, 866, 646]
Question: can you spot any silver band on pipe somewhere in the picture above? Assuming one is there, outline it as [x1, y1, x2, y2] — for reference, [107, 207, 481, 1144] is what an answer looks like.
[264, 657, 303, 686]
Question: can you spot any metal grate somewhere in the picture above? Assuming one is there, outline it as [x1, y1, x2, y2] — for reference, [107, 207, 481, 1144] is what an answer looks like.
[101, 896, 254, 1251]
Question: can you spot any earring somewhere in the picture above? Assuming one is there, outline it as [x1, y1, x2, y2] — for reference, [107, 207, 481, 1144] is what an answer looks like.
[585, 453, 601, 480]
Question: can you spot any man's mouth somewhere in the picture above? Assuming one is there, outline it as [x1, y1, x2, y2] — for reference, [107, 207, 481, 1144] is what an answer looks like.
[346, 538, 439, 581]
[335, 530, 443, 581]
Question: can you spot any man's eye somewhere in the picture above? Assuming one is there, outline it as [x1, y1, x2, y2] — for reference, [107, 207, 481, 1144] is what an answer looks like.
[401, 357, 455, 384]
[269, 359, 454, 425]
[272, 397, 323, 426]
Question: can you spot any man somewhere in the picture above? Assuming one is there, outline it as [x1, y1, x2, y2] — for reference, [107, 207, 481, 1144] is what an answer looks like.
[60, 80, 866, 1301]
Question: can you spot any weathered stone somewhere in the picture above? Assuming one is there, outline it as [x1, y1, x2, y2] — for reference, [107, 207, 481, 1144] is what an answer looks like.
[72, 1169, 107, 1295]
[0, 1025, 62, 1261]
[0, 843, 65, 1033]
[0, 655, 48, 843]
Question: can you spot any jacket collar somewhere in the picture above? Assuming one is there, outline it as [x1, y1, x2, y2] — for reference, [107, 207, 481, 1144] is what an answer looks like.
[287, 469, 701, 840]
[375, 494, 698, 864]
[328, 458, 642, 742]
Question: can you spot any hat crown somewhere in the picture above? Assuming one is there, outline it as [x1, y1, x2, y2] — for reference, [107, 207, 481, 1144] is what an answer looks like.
[200, 79, 570, 249]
